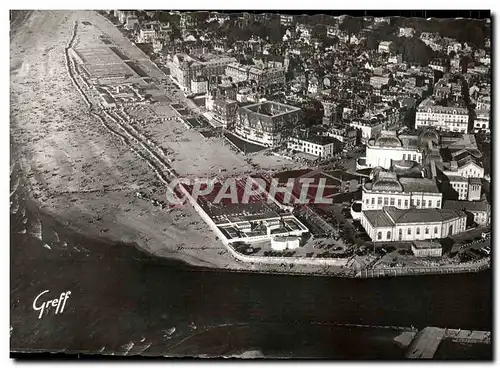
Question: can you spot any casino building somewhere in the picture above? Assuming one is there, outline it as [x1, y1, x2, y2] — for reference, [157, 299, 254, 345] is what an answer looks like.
[361, 169, 442, 211]
[360, 206, 466, 243]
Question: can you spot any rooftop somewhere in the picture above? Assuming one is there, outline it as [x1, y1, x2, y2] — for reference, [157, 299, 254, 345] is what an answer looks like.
[399, 177, 440, 193]
[385, 207, 465, 224]
[443, 199, 489, 212]
[412, 241, 442, 250]
[241, 101, 301, 117]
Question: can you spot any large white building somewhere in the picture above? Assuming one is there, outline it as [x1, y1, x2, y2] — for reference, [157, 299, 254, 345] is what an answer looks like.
[168, 53, 237, 92]
[360, 206, 466, 243]
[288, 135, 341, 158]
[415, 98, 469, 133]
[235, 101, 301, 148]
[225, 62, 286, 86]
[364, 131, 423, 169]
[361, 170, 442, 211]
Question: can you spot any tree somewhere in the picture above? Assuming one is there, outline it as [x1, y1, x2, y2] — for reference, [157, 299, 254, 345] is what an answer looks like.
[313, 24, 328, 40]
[339, 16, 364, 35]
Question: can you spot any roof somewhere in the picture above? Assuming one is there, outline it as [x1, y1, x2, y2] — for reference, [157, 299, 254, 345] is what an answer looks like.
[443, 200, 489, 212]
[399, 178, 439, 193]
[447, 175, 468, 183]
[293, 134, 339, 146]
[363, 209, 394, 228]
[384, 207, 465, 224]
[412, 241, 442, 250]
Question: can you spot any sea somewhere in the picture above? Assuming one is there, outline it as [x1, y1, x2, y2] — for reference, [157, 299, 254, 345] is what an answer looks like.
[9, 161, 492, 359]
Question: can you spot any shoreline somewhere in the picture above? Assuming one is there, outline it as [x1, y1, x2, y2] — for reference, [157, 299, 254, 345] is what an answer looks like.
[10, 10, 490, 279]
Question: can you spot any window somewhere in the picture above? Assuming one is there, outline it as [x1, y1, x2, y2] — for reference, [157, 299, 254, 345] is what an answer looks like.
[371, 198, 375, 205]
[386, 231, 391, 240]
[378, 197, 382, 205]
[413, 154, 416, 161]
[384, 197, 389, 205]
[437, 200, 441, 207]
[398, 199, 402, 207]
[428, 200, 432, 207]
[425, 228, 429, 234]
[417, 199, 421, 207]
[416, 228, 420, 235]
[377, 232, 382, 240]
[390, 198, 395, 206]
[434, 227, 438, 234]
[408, 228, 411, 235]
[405, 200, 409, 208]
[403, 154, 406, 160]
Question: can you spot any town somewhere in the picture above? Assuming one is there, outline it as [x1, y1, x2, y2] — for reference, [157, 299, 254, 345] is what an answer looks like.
[12, 11, 491, 278]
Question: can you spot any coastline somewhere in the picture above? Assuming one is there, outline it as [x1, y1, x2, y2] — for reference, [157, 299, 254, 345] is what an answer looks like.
[10, 10, 490, 279]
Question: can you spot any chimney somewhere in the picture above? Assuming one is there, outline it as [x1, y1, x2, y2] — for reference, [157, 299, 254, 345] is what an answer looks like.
[450, 160, 458, 171]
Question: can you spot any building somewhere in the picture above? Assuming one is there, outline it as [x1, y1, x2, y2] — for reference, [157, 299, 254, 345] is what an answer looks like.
[225, 62, 286, 87]
[362, 170, 442, 211]
[280, 14, 295, 27]
[411, 241, 443, 257]
[349, 120, 387, 144]
[287, 134, 341, 158]
[212, 99, 238, 128]
[476, 95, 491, 111]
[399, 27, 415, 38]
[168, 53, 237, 92]
[443, 199, 491, 227]
[271, 236, 300, 251]
[321, 125, 358, 150]
[474, 109, 490, 132]
[364, 131, 423, 169]
[378, 41, 394, 53]
[415, 98, 469, 133]
[370, 75, 390, 89]
[442, 159, 484, 179]
[125, 15, 139, 30]
[190, 76, 208, 95]
[235, 101, 302, 148]
[138, 27, 157, 43]
[360, 206, 466, 242]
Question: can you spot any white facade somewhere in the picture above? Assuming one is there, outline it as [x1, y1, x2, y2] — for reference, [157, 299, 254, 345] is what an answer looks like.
[443, 161, 484, 179]
[271, 236, 300, 251]
[191, 78, 208, 95]
[361, 207, 466, 243]
[288, 136, 338, 158]
[415, 102, 469, 133]
[474, 109, 490, 132]
[138, 28, 156, 43]
[349, 121, 385, 143]
[411, 242, 442, 257]
[378, 41, 393, 53]
[365, 140, 422, 170]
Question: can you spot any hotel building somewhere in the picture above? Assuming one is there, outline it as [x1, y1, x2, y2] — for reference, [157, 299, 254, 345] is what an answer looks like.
[415, 98, 469, 133]
[235, 101, 302, 148]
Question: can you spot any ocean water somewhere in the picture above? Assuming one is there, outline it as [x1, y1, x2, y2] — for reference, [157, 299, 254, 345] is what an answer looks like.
[10, 165, 492, 358]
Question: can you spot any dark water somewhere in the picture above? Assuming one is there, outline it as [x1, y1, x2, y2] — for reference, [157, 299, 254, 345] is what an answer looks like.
[10, 165, 492, 358]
